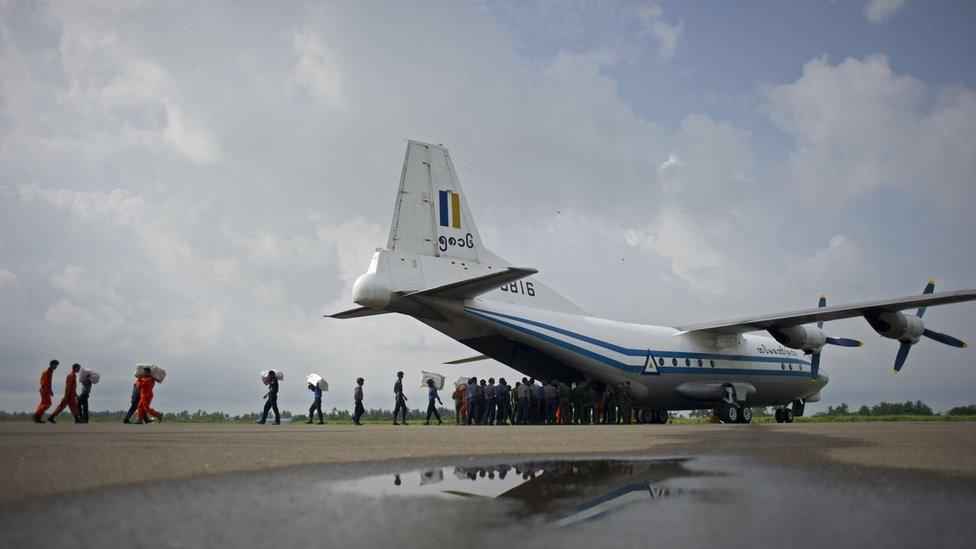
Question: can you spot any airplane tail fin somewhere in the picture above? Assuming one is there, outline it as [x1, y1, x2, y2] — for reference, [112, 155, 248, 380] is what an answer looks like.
[333, 140, 587, 317]
[387, 140, 488, 262]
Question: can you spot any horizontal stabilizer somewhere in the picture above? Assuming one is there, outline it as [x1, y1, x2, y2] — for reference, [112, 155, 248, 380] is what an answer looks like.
[405, 267, 538, 300]
[326, 306, 392, 319]
[443, 354, 490, 365]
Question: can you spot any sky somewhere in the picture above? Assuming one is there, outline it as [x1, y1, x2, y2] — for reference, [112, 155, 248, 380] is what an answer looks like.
[1, 0, 975, 415]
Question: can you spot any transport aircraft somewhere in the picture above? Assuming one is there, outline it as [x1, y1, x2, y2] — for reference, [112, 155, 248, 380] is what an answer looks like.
[330, 140, 975, 423]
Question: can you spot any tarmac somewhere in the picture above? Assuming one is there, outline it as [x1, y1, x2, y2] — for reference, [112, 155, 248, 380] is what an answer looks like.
[2, 422, 975, 547]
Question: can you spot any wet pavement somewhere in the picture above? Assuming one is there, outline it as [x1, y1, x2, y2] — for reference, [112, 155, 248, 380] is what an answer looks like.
[2, 453, 975, 548]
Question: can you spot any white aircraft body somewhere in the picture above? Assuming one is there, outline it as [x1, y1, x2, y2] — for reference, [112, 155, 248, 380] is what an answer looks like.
[330, 140, 976, 423]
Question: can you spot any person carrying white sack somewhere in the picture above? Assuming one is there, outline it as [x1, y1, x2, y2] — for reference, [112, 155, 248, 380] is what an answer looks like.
[258, 369, 282, 425]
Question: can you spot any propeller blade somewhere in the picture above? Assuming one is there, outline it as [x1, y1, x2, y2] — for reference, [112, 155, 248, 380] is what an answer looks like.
[893, 341, 912, 373]
[810, 352, 821, 380]
[825, 337, 863, 348]
[817, 294, 826, 329]
[922, 328, 968, 349]
[917, 279, 935, 318]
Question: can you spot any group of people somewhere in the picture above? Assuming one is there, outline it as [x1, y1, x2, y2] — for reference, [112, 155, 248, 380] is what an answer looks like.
[453, 377, 636, 426]
[33, 360, 94, 423]
[33, 360, 636, 427]
[34, 360, 161, 424]
[262, 370, 445, 426]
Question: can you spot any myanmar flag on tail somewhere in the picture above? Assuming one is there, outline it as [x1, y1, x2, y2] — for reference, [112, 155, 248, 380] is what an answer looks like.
[438, 190, 462, 229]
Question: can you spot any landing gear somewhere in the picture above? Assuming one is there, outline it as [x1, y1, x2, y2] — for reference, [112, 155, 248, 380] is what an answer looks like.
[737, 406, 753, 424]
[645, 409, 669, 424]
[716, 403, 739, 424]
[775, 408, 795, 423]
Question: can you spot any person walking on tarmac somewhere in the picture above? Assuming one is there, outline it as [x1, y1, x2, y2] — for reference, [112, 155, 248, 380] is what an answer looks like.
[136, 366, 162, 424]
[307, 382, 324, 424]
[78, 372, 93, 423]
[353, 377, 365, 425]
[465, 377, 479, 425]
[393, 371, 409, 425]
[47, 363, 81, 423]
[33, 360, 58, 423]
[495, 378, 510, 425]
[123, 373, 142, 423]
[423, 378, 443, 425]
[257, 369, 280, 425]
[453, 383, 465, 425]
[619, 381, 633, 425]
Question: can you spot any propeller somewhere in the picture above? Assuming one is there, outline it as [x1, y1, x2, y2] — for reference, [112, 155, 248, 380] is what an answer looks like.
[893, 280, 969, 374]
[810, 294, 863, 380]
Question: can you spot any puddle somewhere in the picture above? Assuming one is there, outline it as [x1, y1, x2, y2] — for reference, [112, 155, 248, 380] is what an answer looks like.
[3, 455, 975, 548]
[327, 458, 703, 527]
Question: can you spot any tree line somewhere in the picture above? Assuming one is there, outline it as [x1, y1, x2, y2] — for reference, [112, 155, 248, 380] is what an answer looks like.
[815, 400, 976, 417]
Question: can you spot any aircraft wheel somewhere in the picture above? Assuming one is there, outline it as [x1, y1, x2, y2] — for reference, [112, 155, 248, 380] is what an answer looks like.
[783, 408, 795, 423]
[654, 409, 669, 424]
[774, 409, 785, 423]
[738, 406, 753, 424]
[716, 403, 738, 424]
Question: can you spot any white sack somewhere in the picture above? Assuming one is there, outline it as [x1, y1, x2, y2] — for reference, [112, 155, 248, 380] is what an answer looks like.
[421, 371, 445, 390]
[307, 374, 329, 391]
[80, 368, 101, 384]
[135, 363, 165, 382]
[261, 370, 285, 385]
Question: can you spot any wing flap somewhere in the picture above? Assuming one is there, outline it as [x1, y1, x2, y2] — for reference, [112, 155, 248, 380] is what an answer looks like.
[676, 289, 976, 335]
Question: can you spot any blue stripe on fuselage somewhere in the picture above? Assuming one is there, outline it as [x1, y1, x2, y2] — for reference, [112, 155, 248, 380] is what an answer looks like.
[466, 306, 811, 376]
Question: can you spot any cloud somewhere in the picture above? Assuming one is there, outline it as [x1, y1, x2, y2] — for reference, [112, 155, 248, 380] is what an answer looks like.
[291, 30, 345, 108]
[765, 55, 976, 209]
[864, 0, 908, 25]
[635, 3, 683, 60]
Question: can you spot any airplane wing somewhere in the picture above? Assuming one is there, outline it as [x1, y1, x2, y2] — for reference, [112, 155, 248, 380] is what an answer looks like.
[404, 267, 538, 300]
[675, 289, 976, 335]
[325, 306, 392, 319]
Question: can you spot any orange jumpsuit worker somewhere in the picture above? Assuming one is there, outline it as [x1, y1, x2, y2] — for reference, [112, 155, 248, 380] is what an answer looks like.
[33, 360, 59, 423]
[48, 362, 81, 423]
[136, 367, 162, 424]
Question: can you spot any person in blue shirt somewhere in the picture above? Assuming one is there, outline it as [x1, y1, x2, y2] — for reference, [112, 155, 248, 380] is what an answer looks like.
[423, 378, 443, 425]
[257, 370, 281, 425]
[393, 371, 409, 425]
[465, 377, 479, 425]
[307, 381, 324, 424]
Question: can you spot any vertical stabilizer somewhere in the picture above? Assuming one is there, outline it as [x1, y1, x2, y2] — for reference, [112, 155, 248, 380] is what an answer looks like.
[387, 140, 486, 262]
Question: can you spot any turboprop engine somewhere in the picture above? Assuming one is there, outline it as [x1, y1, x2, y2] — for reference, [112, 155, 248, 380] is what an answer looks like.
[863, 281, 968, 373]
[767, 325, 827, 353]
[864, 310, 925, 344]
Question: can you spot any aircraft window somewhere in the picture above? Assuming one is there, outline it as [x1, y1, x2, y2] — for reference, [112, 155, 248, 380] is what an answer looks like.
[658, 358, 664, 366]
[684, 358, 690, 367]
[780, 363, 785, 370]
[697, 359, 703, 367]
[788, 364, 793, 371]
[710, 360, 715, 367]
[672, 358, 678, 366]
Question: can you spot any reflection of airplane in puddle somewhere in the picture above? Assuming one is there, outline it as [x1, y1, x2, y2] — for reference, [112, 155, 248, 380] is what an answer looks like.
[368, 459, 702, 526]
[447, 459, 701, 526]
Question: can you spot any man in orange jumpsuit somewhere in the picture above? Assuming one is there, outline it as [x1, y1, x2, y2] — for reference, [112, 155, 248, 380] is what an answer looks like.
[136, 366, 162, 424]
[47, 362, 80, 423]
[33, 360, 59, 423]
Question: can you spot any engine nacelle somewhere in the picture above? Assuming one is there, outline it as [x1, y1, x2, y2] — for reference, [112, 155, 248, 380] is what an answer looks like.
[767, 325, 827, 353]
[864, 310, 924, 344]
[353, 272, 393, 310]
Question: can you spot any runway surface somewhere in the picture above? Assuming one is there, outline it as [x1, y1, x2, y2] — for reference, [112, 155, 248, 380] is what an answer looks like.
[1, 422, 975, 547]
